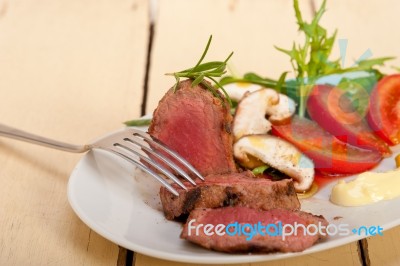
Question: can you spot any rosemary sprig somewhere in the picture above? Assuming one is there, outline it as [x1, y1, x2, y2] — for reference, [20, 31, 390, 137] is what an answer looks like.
[165, 35, 234, 107]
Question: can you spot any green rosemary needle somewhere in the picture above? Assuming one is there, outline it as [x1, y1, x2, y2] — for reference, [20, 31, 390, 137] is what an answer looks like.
[165, 35, 234, 107]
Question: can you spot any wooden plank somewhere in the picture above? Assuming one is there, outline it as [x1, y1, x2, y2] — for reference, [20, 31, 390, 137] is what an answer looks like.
[135, 243, 361, 266]
[140, 0, 362, 264]
[0, 0, 148, 264]
[364, 227, 400, 266]
[117, 247, 129, 266]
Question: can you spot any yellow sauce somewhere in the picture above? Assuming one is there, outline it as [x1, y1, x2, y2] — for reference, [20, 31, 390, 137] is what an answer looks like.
[330, 169, 400, 206]
[297, 182, 318, 199]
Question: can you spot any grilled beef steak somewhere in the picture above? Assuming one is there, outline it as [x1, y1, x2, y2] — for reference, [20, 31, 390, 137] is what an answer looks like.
[160, 171, 300, 220]
[181, 206, 328, 253]
[151, 79, 329, 254]
[148, 79, 237, 176]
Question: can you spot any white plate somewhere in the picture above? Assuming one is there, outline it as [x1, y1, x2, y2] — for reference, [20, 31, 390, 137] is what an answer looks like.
[67, 133, 400, 264]
[68, 75, 400, 264]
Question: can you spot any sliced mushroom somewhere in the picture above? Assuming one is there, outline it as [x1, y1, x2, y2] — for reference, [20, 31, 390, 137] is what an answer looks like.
[221, 83, 263, 101]
[234, 134, 315, 192]
[233, 88, 279, 140]
[268, 93, 296, 123]
[232, 88, 296, 140]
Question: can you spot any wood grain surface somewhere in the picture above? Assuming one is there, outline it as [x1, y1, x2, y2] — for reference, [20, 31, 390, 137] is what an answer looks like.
[0, 0, 148, 265]
[135, 243, 361, 266]
[1, 0, 399, 265]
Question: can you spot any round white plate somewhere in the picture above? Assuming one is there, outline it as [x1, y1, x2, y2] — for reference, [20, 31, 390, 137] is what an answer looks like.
[67, 132, 400, 264]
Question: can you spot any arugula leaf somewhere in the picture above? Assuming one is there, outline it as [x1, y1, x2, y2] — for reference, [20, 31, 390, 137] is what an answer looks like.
[275, 0, 341, 117]
[276, 71, 289, 93]
[219, 72, 293, 89]
[356, 57, 394, 69]
[392, 66, 400, 72]
[275, 0, 395, 117]
[220, 0, 394, 118]
[336, 70, 382, 116]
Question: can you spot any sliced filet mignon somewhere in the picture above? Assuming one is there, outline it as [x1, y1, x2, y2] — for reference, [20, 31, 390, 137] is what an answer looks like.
[160, 171, 300, 220]
[181, 206, 328, 253]
[148, 79, 237, 176]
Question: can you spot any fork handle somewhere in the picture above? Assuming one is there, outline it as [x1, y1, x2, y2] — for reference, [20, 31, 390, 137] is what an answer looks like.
[0, 123, 88, 153]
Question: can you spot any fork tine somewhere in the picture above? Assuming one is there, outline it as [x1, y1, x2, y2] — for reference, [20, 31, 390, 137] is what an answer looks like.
[105, 148, 179, 196]
[113, 143, 188, 191]
[123, 137, 197, 186]
[128, 129, 204, 181]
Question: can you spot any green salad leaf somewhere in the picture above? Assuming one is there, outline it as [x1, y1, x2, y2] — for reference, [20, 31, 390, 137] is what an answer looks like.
[220, 0, 394, 117]
[252, 165, 270, 175]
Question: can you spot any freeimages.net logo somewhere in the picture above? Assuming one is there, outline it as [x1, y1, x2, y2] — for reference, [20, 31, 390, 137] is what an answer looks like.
[187, 219, 383, 241]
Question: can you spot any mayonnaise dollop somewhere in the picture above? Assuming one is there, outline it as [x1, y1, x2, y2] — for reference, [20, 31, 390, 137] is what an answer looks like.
[330, 169, 400, 206]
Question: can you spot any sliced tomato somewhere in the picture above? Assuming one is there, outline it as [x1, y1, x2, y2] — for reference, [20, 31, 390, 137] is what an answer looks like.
[367, 74, 400, 145]
[307, 85, 391, 156]
[271, 116, 382, 175]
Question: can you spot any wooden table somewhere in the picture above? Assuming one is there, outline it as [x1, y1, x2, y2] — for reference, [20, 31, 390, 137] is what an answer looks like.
[0, 0, 399, 265]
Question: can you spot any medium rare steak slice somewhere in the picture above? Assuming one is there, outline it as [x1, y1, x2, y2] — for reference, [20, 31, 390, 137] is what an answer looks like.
[160, 171, 300, 220]
[148, 79, 237, 176]
[181, 206, 328, 253]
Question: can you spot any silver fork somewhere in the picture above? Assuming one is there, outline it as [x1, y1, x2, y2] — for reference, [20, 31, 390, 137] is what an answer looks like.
[0, 123, 204, 196]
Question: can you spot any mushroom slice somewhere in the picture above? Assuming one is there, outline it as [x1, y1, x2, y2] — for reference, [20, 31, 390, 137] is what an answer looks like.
[221, 83, 263, 101]
[268, 93, 296, 123]
[233, 88, 279, 140]
[234, 135, 315, 192]
[232, 89, 296, 140]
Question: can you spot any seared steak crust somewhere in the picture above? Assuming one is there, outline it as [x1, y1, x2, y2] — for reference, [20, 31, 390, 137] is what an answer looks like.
[148, 79, 237, 176]
[181, 207, 328, 253]
[160, 171, 300, 220]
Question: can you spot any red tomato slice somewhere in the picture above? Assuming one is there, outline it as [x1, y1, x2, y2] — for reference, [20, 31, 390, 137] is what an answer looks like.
[367, 74, 400, 145]
[271, 116, 382, 175]
[307, 85, 391, 156]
